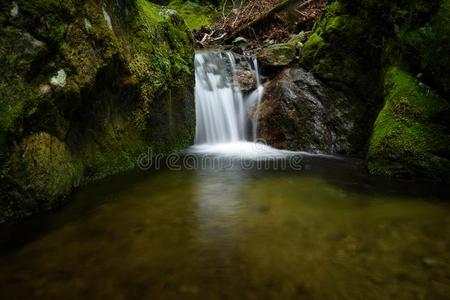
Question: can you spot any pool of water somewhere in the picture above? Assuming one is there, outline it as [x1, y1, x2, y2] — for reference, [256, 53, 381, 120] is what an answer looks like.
[0, 155, 449, 299]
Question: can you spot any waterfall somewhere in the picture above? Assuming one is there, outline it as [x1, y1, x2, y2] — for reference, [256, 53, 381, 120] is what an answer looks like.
[194, 51, 263, 145]
[245, 53, 264, 141]
[191, 51, 299, 158]
[190, 51, 328, 158]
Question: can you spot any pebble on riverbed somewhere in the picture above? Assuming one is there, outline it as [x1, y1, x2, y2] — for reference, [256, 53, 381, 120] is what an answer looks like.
[422, 257, 442, 268]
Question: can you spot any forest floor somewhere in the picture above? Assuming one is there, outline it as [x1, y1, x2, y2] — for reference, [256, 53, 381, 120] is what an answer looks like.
[193, 0, 327, 47]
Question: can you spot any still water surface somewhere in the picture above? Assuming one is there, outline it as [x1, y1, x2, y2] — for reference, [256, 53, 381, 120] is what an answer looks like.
[0, 155, 449, 299]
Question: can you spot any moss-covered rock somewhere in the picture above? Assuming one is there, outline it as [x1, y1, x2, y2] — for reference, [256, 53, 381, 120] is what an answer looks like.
[0, 0, 195, 222]
[299, 0, 449, 179]
[257, 43, 296, 67]
[368, 67, 450, 179]
[13, 132, 81, 202]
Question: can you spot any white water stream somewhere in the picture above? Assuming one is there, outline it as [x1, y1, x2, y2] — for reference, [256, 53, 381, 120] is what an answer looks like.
[190, 51, 283, 157]
[194, 51, 254, 144]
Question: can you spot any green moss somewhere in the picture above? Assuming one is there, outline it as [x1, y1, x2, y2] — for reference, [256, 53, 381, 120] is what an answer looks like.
[168, 0, 218, 30]
[0, 25, 48, 132]
[0, 0, 195, 221]
[300, 33, 325, 69]
[78, 127, 146, 180]
[368, 67, 450, 178]
[301, 15, 368, 87]
[324, 15, 356, 32]
[257, 43, 296, 67]
[127, 0, 194, 130]
[401, 0, 450, 96]
[324, 0, 343, 17]
[18, 0, 77, 46]
[13, 132, 82, 202]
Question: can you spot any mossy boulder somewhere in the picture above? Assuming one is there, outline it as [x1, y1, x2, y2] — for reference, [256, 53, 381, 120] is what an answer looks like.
[300, 0, 449, 179]
[0, 0, 195, 222]
[368, 67, 450, 179]
[257, 43, 296, 67]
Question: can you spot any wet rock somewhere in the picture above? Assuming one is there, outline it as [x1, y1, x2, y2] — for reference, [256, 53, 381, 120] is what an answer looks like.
[256, 43, 296, 67]
[235, 69, 257, 92]
[257, 68, 361, 154]
[232, 52, 261, 92]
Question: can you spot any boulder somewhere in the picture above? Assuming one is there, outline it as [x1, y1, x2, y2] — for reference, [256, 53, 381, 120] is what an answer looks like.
[256, 43, 296, 67]
[257, 68, 362, 155]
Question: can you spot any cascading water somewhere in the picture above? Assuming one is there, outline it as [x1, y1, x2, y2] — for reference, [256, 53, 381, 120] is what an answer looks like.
[190, 50, 296, 158]
[245, 53, 264, 141]
[194, 51, 262, 145]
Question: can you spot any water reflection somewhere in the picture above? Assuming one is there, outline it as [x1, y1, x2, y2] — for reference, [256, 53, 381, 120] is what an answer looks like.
[194, 168, 243, 241]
